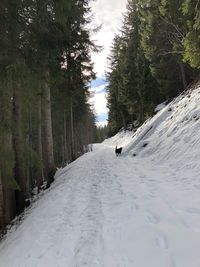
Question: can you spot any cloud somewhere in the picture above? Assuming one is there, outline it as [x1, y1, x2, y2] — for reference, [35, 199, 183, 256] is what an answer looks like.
[89, 84, 108, 115]
[90, 0, 127, 76]
[90, 84, 106, 94]
[89, 0, 127, 124]
[96, 112, 108, 126]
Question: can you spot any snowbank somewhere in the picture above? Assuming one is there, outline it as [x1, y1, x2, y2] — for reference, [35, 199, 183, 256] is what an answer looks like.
[118, 86, 200, 169]
[103, 130, 134, 148]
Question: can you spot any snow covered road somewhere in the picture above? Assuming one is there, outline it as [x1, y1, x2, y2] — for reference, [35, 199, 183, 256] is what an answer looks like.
[0, 144, 200, 267]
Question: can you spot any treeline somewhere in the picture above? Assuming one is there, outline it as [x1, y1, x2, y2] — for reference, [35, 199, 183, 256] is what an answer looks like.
[107, 0, 200, 135]
[94, 125, 109, 143]
[0, 0, 97, 230]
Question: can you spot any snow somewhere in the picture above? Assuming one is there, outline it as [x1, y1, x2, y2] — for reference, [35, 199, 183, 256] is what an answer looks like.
[1, 86, 200, 266]
[103, 130, 134, 147]
[154, 101, 167, 113]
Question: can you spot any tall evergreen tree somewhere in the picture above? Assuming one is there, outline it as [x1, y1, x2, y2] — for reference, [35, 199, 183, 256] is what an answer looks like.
[182, 0, 200, 68]
[0, 0, 97, 230]
[107, 0, 160, 135]
[106, 0, 199, 135]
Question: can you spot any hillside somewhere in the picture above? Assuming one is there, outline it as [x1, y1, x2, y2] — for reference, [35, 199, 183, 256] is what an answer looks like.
[106, 83, 200, 170]
[0, 85, 200, 266]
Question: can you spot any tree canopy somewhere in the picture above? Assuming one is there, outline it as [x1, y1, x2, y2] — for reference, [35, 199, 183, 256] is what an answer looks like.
[106, 0, 199, 135]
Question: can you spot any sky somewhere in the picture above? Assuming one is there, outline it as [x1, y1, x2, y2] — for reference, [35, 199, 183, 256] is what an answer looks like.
[89, 0, 127, 126]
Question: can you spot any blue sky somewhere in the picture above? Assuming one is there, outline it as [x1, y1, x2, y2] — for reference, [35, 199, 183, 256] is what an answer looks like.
[89, 77, 108, 126]
[90, 77, 107, 89]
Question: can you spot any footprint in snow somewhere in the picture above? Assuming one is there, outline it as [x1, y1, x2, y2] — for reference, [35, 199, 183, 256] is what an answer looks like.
[186, 208, 200, 214]
[193, 184, 200, 189]
[117, 256, 134, 267]
[146, 212, 160, 224]
[155, 234, 168, 250]
[131, 202, 139, 211]
[127, 192, 137, 200]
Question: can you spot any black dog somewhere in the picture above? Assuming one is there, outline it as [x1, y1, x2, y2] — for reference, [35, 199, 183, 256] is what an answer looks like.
[115, 146, 123, 156]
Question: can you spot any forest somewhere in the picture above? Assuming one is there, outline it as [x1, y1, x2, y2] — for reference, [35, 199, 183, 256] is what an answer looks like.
[0, 0, 200, 232]
[0, 0, 98, 230]
[107, 0, 200, 135]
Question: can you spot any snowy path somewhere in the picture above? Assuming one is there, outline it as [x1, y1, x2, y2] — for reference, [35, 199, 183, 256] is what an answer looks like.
[0, 144, 200, 267]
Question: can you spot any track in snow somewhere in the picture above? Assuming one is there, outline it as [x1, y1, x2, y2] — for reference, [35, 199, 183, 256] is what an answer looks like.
[0, 144, 200, 267]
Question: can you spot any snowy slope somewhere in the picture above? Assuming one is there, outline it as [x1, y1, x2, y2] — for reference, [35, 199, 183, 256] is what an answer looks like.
[106, 85, 200, 170]
[103, 130, 134, 147]
[131, 87, 200, 162]
[1, 86, 200, 266]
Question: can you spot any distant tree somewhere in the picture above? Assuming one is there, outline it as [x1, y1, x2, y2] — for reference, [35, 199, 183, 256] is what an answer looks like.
[94, 125, 109, 142]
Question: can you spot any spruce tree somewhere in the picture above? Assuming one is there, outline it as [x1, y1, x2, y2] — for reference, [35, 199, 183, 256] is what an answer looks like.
[182, 0, 200, 68]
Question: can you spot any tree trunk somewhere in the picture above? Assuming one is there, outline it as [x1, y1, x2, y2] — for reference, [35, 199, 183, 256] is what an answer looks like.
[70, 96, 75, 160]
[36, 83, 44, 191]
[120, 110, 126, 130]
[0, 76, 16, 227]
[13, 81, 27, 212]
[3, 130, 16, 225]
[179, 63, 187, 90]
[42, 70, 55, 187]
[63, 105, 67, 164]
[0, 170, 5, 230]
[3, 187, 16, 226]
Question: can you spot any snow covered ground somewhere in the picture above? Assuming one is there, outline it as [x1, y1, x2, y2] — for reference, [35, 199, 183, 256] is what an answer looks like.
[1, 86, 200, 266]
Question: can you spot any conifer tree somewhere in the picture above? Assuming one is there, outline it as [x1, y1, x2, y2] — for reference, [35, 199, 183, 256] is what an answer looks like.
[107, 0, 199, 135]
[182, 0, 200, 68]
[0, 0, 97, 229]
[107, 0, 160, 134]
